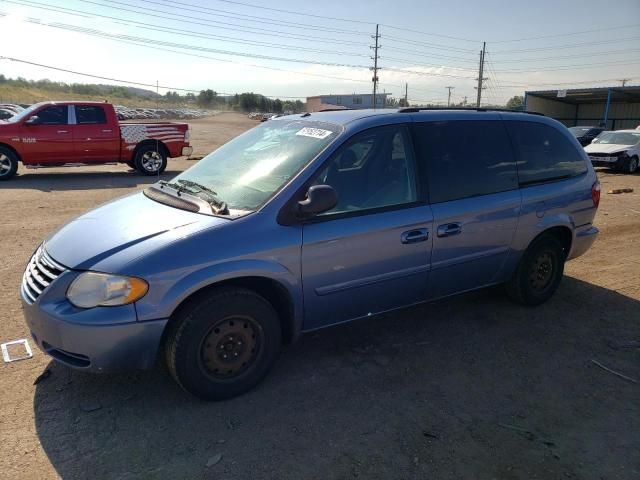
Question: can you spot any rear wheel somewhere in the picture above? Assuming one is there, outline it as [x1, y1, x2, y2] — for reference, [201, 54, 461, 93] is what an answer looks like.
[506, 234, 565, 306]
[0, 147, 18, 181]
[164, 287, 282, 401]
[134, 144, 167, 175]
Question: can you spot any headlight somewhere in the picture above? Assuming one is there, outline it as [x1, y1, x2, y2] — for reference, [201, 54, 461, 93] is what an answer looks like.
[67, 272, 148, 308]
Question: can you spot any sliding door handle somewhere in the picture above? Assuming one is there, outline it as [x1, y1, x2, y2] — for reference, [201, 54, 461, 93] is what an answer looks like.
[437, 223, 462, 237]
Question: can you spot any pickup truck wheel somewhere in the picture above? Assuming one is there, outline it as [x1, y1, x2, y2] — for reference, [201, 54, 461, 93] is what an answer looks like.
[0, 148, 18, 181]
[164, 287, 282, 401]
[506, 234, 565, 306]
[134, 145, 167, 175]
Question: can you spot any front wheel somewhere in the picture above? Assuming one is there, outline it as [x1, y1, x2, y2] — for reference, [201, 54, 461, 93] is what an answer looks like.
[134, 144, 167, 175]
[622, 156, 638, 174]
[0, 147, 18, 181]
[506, 234, 565, 306]
[164, 288, 282, 401]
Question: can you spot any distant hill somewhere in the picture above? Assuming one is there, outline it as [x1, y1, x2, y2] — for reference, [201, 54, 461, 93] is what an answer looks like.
[0, 74, 184, 107]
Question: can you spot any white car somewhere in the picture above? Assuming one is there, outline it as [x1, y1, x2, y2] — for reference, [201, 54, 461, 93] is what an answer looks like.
[584, 129, 640, 174]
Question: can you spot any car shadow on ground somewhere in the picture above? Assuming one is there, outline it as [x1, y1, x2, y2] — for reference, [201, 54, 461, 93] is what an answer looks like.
[33, 277, 640, 480]
[2, 170, 183, 192]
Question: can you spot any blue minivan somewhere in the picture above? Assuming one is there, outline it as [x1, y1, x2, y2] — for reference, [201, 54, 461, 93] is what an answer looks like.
[22, 108, 600, 400]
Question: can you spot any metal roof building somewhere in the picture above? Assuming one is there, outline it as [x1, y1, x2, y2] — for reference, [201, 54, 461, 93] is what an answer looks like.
[525, 86, 640, 130]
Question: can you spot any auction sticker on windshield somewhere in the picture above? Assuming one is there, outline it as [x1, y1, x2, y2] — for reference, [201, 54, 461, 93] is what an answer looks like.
[296, 127, 333, 139]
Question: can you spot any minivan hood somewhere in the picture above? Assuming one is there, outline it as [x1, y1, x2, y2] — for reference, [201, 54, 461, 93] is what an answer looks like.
[45, 192, 229, 269]
[584, 143, 629, 154]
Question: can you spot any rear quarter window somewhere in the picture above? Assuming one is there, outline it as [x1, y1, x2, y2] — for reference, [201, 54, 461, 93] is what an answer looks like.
[411, 120, 518, 204]
[506, 121, 587, 185]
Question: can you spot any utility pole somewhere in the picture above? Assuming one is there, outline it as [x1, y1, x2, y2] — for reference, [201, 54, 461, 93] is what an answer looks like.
[618, 78, 630, 87]
[475, 42, 487, 107]
[463, 95, 468, 106]
[404, 83, 408, 107]
[445, 86, 455, 107]
[371, 24, 381, 110]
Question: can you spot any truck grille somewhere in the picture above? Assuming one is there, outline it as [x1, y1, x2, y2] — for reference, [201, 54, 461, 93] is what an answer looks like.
[22, 246, 66, 304]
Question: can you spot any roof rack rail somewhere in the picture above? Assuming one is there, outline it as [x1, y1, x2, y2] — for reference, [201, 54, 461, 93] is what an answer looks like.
[397, 107, 545, 116]
[318, 108, 354, 112]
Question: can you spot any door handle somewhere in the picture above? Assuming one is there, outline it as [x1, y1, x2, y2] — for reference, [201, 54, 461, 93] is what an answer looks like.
[57, 130, 69, 134]
[401, 228, 429, 244]
[437, 222, 462, 237]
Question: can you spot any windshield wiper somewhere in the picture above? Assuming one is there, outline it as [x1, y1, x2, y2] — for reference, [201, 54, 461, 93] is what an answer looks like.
[177, 179, 229, 215]
[161, 179, 229, 215]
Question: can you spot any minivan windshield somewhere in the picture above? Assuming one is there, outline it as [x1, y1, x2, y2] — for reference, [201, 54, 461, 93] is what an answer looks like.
[594, 131, 640, 146]
[171, 119, 341, 211]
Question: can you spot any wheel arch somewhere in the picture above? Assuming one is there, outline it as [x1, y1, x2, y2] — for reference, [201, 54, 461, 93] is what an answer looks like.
[530, 224, 573, 259]
[131, 139, 169, 163]
[0, 142, 22, 163]
[162, 275, 300, 348]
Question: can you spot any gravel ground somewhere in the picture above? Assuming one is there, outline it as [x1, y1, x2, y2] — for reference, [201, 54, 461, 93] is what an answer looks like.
[0, 113, 638, 480]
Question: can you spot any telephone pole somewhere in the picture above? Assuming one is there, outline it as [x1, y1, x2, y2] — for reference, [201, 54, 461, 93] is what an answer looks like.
[446, 86, 455, 107]
[404, 83, 408, 107]
[371, 24, 381, 110]
[475, 42, 487, 107]
[618, 78, 631, 87]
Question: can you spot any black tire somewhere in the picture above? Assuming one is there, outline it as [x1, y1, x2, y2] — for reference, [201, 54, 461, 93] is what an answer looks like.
[506, 234, 565, 306]
[134, 143, 167, 175]
[164, 287, 282, 401]
[622, 156, 638, 174]
[0, 147, 18, 181]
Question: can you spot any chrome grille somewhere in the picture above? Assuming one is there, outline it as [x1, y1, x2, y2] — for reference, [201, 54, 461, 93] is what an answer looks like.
[22, 246, 66, 304]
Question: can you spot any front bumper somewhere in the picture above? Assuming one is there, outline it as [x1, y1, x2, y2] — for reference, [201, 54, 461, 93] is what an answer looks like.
[21, 269, 167, 372]
[567, 224, 599, 261]
[588, 155, 621, 168]
[181, 146, 193, 157]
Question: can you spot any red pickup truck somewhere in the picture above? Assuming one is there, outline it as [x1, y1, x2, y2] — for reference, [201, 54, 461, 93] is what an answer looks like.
[0, 101, 193, 181]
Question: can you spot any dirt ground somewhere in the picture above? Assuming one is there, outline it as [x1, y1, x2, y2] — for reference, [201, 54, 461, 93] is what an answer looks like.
[0, 113, 638, 480]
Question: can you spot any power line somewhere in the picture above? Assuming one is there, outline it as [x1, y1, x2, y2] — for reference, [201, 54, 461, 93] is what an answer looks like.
[6, 0, 368, 58]
[184, 0, 376, 25]
[492, 36, 640, 54]
[13, 16, 371, 69]
[490, 23, 640, 43]
[81, 0, 370, 36]
[491, 48, 640, 64]
[1, 14, 386, 88]
[7, 0, 369, 47]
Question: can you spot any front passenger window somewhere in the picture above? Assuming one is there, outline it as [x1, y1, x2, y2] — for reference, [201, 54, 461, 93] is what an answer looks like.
[312, 126, 418, 215]
[36, 106, 68, 125]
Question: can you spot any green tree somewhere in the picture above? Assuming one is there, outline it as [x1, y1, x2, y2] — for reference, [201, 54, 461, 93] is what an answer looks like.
[197, 89, 217, 107]
[506, 95, 524, 111]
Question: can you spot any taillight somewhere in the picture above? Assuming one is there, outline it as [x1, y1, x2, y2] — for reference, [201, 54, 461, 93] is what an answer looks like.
[184, 129, 190, 142]
[591, 180, 601, 208]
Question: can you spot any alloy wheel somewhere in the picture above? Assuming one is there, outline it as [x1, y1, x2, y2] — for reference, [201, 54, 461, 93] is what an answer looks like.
[0, 154, 12, 177]
[141, 151, 163, 172]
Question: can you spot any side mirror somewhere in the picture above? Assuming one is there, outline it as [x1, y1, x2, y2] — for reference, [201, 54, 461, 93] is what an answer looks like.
[297, 185, 338, 217]
[25, 115, 40, 125]
[591, 138, 599, 144]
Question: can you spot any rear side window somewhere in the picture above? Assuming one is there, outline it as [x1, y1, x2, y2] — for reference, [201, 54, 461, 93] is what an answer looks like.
[412, 120, 518, 204]
[76, 106, 107, 124]
[37, 106, 67, 125]
[506, 121, 587, 185]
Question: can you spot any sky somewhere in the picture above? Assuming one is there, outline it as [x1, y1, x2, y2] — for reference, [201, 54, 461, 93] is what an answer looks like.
[0, 0, 639, 105]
